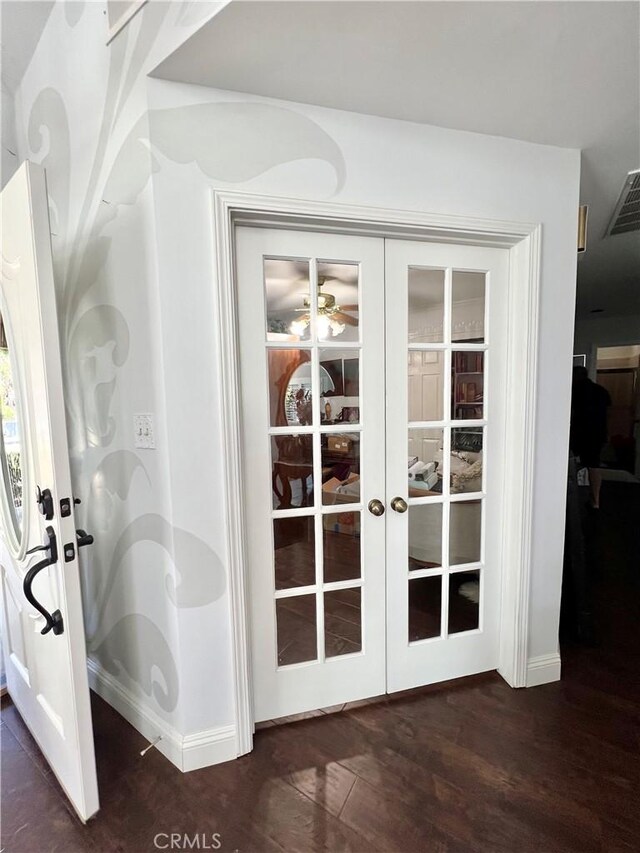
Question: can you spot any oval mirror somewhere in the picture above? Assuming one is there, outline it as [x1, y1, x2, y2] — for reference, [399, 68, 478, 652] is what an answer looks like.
[285, 362, 335, 425]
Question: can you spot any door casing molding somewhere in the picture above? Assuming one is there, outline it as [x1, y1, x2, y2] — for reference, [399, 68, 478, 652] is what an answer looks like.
[211, 189, 542, 757]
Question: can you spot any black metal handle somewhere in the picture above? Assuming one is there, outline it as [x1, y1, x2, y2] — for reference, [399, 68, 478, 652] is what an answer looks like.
[76, 529, 94, 548]
[23, 526, 64, 636]
[36, 486, 54, 521]
[26, 543, 49, 555]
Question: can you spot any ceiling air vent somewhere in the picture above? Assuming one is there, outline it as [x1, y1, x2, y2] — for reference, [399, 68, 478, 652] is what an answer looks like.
[605, 169, 640, 237]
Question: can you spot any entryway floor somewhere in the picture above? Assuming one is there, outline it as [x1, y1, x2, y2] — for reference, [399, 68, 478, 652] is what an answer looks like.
[2, 485, 639, 853]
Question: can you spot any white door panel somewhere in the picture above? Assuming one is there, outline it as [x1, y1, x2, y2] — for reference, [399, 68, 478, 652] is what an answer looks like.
[0, 162, 98, 820]
[236, 227, 386, 722]
[385, 240, 509, 693]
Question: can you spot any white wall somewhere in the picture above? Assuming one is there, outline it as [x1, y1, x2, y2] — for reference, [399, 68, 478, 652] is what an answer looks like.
[146, 78, 580, 677]
[11, 0, 579, 757]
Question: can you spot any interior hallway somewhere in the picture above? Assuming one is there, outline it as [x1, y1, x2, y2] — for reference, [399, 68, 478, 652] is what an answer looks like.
[2, 481, 639, 853]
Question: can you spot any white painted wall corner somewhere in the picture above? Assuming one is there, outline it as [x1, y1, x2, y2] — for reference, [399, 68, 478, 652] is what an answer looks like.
[525, 653, 562, 687]
[87, 659, 237, 772]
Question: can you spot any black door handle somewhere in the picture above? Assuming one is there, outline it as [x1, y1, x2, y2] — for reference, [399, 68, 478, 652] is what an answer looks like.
[76, 529, 94, 548]
[23, 526, 64, 636]
[35, 485, 54, 521]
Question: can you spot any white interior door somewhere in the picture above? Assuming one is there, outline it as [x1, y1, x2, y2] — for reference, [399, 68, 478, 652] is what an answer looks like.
[236, 227, 386, 722]
[237, 226, 510, 721]
[385, 239, 509, 692]
[0, 163, 99, 820]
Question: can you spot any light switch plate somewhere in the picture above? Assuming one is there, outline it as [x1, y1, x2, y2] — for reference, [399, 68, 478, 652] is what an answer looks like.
[133, 413, 155, 449]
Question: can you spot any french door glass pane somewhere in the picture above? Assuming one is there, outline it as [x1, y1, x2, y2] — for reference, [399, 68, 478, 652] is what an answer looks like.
[404, 256, 489, 655]
[450, 428, 484, 494]
[409, 576, 442, 641]
[448, 570, 480, 634]
[408, 268, 445, 343]
[408, 350, 444, 421]
[408, 504, 443, 570]
[264, 258, 311, 341]
[452, 351, 484, 420]
[408, 427, 442, 493]
[319, 349, 360, 425]
[324, 588, 362, 657]
[274, 516, 315, 589]
[321, 435, 360, 505]
[452, 271, 485, 343]
[449, 500, 482, 566]
[276, 595, 317, 665]
[323, 512, 361, 582]
[316, 261, 359, 342]
[268, 349, 313, 427]
[271, 435, 314, 510]
[263, 248, 368, 670]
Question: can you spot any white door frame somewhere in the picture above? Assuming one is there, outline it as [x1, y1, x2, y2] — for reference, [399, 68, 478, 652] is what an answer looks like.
[211, 189, 541, 757]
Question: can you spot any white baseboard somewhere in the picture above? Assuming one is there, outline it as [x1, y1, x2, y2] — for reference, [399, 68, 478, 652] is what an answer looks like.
[181, 724, 238, 771]
[526, 652, 561, 687]
[87, 659, 237, 772]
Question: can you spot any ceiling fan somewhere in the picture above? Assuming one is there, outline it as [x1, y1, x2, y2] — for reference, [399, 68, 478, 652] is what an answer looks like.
[290, 276, 358, 339]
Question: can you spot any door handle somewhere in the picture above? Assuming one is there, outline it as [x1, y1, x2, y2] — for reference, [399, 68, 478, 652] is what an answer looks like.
[23, 526, 64, 636]
[368, 498, 385, 516]
[35, 485, 54, 521]
[76, 529, 94, 549]
[391, 496, 408, 513]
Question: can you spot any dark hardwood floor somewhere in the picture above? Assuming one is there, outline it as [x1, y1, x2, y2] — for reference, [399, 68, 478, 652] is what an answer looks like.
[2, 481, 639, 853]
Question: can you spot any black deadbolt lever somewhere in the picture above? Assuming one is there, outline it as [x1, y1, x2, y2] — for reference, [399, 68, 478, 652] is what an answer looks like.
[23, 526, 64, 636]
[36, 486, 54, 521]
[76, 529, 94, 548]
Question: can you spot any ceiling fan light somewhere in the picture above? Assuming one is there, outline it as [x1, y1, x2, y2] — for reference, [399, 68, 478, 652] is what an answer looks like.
[290, 317, 309, 336]
[329, 318, 346, 336]
[316, 313, 331, 339]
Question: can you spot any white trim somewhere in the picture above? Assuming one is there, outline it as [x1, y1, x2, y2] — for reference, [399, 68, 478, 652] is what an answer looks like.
[526, 653, 562, 687]
[87, 659, 237, 772]
[181, 725, 237, 772]
[497, 227, 542, 688]
[211, 189, 543, 754]
[212, 193, 254, 756]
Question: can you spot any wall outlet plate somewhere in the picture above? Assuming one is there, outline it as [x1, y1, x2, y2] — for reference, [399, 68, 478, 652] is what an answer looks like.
[134, 413, 155, 449]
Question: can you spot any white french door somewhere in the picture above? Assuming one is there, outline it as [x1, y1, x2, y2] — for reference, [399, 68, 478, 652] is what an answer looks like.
[237, 227, 387, 722]
[0, 163, 99, 820]
[385, 240, 508, 692]
[236, 226, 509, 722]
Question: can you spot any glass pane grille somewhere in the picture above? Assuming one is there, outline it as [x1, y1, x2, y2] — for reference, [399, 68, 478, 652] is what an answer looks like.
[406, 268, 487, 643]
[264, 257, 364, 667]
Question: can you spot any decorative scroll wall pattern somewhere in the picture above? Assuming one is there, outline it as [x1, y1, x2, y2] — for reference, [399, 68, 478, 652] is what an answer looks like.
[15, 0, 346, 730]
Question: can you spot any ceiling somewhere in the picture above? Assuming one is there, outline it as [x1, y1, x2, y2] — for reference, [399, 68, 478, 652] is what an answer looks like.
[0, 1, 54, 93]
[152, 1, 640, 319]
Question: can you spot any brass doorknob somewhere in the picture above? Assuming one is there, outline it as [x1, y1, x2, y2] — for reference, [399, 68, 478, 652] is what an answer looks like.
[391, 496, 408, 513]
[368, 498, 385, 516]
